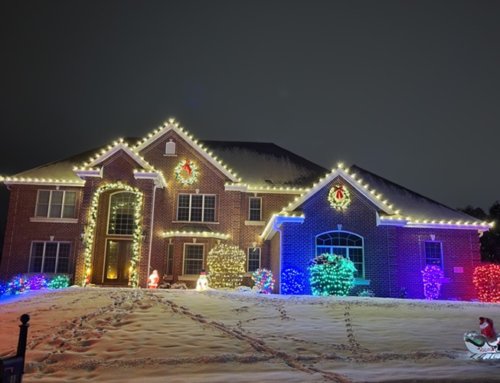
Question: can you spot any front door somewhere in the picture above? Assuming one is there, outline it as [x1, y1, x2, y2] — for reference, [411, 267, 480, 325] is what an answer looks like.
[104, 239, 133, 285]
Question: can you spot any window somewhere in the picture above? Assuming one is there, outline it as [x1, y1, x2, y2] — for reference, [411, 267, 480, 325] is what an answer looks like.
[425, 242, 443, 268]
[29, 242, 70, 273]
[247, 247, 261, 272]
[108, 192, 137, 235]
[316, 231, 364, 278]
[183, 244, 204, 275]
[249, 197, 262, 221]
[177, 194, 216, 222]
[166, 243, 174, 275]
[35, 190, 76, 219]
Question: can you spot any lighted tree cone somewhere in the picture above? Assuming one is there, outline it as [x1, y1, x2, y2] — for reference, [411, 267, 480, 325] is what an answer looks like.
[421, 265, 444, 300]
[473, 264, 500, 302]
[207, 244, 246, 289]
[308, 254, 356, 296]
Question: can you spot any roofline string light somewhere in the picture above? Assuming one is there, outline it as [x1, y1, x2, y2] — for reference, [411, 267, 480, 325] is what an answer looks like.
[277, 162, 494, 229]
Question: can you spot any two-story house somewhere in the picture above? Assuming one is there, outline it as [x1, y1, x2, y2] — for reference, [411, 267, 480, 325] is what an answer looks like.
[0, 121, 491, 299]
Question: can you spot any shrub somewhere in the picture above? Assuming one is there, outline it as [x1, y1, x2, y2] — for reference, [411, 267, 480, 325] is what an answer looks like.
[308, 254, 356, 296]
[421, 265, 444, 300]
[473, 264, 500, 302]
[358, 289, 375, 297]
[281, 268, 306, 295]
[207, 244, 246, 289]
[48, 275, 70, 289]
[252, 268, 275, 294]
[26, 275, 48, 290]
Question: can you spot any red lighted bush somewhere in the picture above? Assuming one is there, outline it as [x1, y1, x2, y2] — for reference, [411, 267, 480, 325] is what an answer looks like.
[473, 264, 500, 302]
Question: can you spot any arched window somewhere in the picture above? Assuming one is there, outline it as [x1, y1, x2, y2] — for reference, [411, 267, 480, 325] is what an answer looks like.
[315, 231, 364, 278]
[108, 192, 137, 235]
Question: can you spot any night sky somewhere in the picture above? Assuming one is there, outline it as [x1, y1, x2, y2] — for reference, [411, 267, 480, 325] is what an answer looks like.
[1, 0, 499, 239]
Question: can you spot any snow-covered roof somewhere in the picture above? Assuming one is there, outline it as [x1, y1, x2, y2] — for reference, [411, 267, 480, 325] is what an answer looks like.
[350, 165, 481, 223]
[199, 141, 328, 188]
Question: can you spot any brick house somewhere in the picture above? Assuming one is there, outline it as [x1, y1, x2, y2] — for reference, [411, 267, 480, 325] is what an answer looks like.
[0, 122, 491, 299]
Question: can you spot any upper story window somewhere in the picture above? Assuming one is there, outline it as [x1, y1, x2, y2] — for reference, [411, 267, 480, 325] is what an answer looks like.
[177, 194, 216, 222]
[29, 241, 70, 273]
[35, 190, 77, 219]
[165, 139, 176, 155]
[316, 231, 364, 278]
[108, 192, 137, 235]
[424, 242, 443, 268]
[249, 197, 262, 221]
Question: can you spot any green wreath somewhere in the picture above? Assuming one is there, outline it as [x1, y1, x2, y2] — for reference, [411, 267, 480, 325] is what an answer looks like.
[174, 159, 199, 185]
[328, 184, 351, 210]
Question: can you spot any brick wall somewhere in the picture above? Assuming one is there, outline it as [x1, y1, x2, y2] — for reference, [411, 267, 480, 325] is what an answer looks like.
[275, 176, 482, 299]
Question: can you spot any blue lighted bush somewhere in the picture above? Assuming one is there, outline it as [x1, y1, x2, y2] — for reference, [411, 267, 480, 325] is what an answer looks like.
[26, 275, 49, 290]
[281, 268, 306, 295]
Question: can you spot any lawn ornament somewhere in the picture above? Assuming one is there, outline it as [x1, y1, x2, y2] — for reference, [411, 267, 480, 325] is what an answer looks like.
[196, 269, 209, 291]
[148, 270, 159, 289]
[464, 317, 500, 359]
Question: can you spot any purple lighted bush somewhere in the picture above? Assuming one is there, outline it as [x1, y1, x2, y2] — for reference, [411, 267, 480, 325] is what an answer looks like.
[421, 265, 444, 300]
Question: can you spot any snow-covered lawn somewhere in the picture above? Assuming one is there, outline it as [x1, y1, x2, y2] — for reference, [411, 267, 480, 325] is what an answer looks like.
[0, 288, 498, 382]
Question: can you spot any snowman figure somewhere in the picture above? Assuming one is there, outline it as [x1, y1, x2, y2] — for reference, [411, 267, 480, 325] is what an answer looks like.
[196, 269, 209, 291]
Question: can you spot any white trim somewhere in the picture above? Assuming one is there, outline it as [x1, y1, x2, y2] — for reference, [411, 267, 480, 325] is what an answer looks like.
[147, 185, 159, 279]
[30, 218, 78, 224]
[379, 219, 491, 231]
[134, 171, 165, 188]
[244, 220, 265, 226]
[284, 168, 395, 214]
[87, 143, 154, 170]
[136, 123, 239, 182]
[74, 168, 102, 179]
[164, 231, 229, 240]
[261, 214, 305, 240]
[224, 184, 248, 192]
[182, 243, 205, 275]
[2, 180, 85, 187]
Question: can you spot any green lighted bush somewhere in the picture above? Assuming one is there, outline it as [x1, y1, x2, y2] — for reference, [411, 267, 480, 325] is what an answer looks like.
[308, 254, 356, 296]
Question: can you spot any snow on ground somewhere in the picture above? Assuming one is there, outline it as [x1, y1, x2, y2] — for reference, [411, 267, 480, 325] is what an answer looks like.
[0, 288, 499, 383]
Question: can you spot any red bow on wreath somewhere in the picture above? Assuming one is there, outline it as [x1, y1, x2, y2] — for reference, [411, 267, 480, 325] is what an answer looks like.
[182, 160, 192, 175]
[334, 185, 344, 199]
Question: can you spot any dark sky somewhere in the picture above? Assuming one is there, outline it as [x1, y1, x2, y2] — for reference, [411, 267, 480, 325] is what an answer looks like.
[1, 0, 499, 235]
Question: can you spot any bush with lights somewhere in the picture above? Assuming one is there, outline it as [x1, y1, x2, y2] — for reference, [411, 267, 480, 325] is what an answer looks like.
[0, 280, 8, 298]
[207, 244, 246, 289]
[473, 263, 500, 302]
[308, 254, 356, 296]
[252, 268, 275, 294]
[26, 275, 48, 290]
[8, 275, 27, 294]
[48, 275, 71, 289]
[281, 268, 306, 295]
[421, 265, 444, 300]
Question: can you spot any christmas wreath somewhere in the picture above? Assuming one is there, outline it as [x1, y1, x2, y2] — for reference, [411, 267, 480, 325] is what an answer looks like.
[328, 184, 351, 210]
[174, 159, 199, 185]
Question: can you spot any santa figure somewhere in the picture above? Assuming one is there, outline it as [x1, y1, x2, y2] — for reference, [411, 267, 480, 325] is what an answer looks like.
[196, 269, 209, 291]
[148, 270, 159, 289]
[479, 317, 497, 341]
